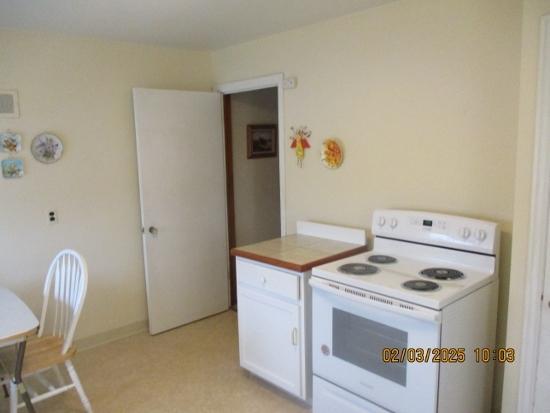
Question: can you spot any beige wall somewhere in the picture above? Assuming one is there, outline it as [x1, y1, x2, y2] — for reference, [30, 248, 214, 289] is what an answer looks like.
[502, 1, 550, 412]
[0, 30, 212, 340]
[212, 0, 522, 409]
[231, 88, 280, 246]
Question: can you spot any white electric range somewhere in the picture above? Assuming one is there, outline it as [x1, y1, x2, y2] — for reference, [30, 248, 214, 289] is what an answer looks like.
[310, 209, 500, 413]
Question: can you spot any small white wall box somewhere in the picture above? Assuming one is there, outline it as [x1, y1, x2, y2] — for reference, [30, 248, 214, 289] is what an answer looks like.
[283, 77, 297, 89]
[0, 90, 19, 118]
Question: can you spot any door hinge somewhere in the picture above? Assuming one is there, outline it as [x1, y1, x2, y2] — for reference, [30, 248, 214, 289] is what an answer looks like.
[291, 327, 298, 346]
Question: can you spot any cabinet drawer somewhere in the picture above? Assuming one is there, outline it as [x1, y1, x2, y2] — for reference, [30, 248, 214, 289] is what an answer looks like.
[237, 259, 300, 301]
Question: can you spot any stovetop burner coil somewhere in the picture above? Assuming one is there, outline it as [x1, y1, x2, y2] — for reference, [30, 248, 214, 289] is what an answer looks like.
[402, 280, 440, 291]
[338, 263, 379, 276]
[420, 268, 464, 280]
[368, 255, 397, 264]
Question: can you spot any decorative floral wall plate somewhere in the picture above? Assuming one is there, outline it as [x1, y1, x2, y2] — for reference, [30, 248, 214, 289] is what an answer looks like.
[1, 159, 24, 178]
[321, 138, 343, 169]
[0, 131, 22, 153]
[31, 133, 63, 164]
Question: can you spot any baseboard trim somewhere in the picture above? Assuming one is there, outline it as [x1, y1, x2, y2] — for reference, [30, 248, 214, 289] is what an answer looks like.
[75, 320, 148, 351]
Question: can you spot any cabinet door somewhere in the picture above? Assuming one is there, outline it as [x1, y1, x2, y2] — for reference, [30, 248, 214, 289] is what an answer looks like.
[238, 286, 301, 396]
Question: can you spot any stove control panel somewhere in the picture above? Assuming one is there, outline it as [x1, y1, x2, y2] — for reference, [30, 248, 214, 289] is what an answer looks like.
[372, 209, 500, 255]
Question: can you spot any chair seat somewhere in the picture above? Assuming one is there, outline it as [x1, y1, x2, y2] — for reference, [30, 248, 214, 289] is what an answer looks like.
[0, 335, 77, 377]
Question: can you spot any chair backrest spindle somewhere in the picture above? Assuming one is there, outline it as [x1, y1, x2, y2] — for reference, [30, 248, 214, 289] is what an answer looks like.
[39, 250, 88, 354]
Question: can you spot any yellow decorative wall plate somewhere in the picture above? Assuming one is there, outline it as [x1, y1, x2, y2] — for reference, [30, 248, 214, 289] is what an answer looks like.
[321, 138, 343, 169]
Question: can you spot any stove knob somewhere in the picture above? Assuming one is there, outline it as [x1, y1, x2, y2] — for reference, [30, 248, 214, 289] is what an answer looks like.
[378, 216, 386, 227]
[390, 218, 398, 229]
[460, 227, 471, 240]
[475, 229, 487, 242]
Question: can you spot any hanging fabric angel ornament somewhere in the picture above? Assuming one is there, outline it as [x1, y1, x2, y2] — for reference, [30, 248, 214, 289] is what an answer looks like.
[290, 126, 311, 167]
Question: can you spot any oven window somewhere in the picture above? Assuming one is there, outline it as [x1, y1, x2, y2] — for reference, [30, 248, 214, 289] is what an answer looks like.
[332, 309, 408, 386]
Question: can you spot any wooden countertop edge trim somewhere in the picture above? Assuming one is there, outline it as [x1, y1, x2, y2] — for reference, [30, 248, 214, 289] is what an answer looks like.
[231, 244, 368, 273]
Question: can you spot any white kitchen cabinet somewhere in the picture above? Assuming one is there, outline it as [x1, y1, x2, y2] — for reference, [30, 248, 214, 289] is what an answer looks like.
[237, 285, 301, 395]
[236, 258, 310, 400]
[232, 222, 367, 403]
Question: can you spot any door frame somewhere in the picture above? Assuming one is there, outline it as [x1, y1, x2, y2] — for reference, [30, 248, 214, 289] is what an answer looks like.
[216, 73, 287, 236]
[216, 74, 287, 306]
[518, 14, 550, 412]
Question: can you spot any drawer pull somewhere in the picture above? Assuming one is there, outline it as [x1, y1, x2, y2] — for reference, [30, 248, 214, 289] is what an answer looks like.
[291, 327, 298, 346]
[236, 260, 300, 301]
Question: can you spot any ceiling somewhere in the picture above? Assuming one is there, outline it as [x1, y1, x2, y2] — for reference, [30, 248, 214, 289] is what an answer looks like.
[0, 0, 396, 50]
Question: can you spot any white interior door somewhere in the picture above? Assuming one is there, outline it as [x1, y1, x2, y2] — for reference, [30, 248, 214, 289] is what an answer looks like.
[533, 16, 550, 413]
[535, 226, 550, 411]
[133, 88, 229, 335]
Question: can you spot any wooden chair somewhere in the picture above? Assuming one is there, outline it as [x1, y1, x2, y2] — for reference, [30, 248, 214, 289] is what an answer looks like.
[1, 249, 92, 412]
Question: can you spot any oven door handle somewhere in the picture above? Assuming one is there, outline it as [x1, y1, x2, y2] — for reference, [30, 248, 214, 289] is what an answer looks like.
[310, 277, 441, 323]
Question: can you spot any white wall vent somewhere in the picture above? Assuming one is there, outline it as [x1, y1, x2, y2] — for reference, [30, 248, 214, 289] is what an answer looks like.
[0, 90, 19, 118]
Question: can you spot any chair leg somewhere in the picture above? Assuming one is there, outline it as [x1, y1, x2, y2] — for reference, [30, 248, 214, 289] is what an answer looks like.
[9, 380, 18, 413]
[65, 361, 92, 413]
[1, 375, 9, 398]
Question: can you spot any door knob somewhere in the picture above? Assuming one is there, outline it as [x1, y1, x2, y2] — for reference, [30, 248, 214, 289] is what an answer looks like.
[148, 226, 158, 235]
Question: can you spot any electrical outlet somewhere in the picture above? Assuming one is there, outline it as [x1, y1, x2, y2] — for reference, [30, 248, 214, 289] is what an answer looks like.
[48, 210, 58, 224]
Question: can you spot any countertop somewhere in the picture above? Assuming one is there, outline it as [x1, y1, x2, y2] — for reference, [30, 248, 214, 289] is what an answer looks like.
[231, 234, 368, 272]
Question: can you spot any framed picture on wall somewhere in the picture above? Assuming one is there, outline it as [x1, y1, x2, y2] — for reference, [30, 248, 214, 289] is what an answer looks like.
[247, 124, 278, 159]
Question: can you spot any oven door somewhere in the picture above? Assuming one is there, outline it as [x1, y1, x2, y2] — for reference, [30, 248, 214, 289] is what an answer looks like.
[311, 277, 441, 413]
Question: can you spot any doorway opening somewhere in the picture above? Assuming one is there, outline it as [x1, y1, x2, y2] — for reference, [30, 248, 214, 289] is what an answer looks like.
[223, 88, 282, 306]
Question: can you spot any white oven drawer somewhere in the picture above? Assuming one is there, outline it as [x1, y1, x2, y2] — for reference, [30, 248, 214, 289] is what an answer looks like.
[237, 259, 300, 301]
[313, 376, 389, 413]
